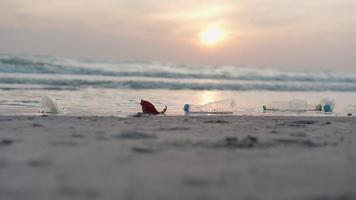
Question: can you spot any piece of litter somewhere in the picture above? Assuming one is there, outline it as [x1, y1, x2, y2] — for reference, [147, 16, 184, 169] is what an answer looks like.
[40, 95, 60, 114]
[140, 99, 167, 115]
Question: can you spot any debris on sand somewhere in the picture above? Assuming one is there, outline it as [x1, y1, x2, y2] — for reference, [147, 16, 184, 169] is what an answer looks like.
[140, 99, 167, 115]
[203, 120, 231, 124]
[132, 147, 157, 154]
[113, 131, 157, 139]
[0, 139, 14, 146]
[273, 138, 323, 148]
[40, 95, 60, 114]
[223, 135, 259, 148]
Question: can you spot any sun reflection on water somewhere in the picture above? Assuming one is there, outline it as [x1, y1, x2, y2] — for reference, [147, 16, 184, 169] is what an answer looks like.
[200, 90, 221, 105]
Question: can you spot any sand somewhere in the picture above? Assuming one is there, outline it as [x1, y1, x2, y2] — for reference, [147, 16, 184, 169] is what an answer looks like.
[0, 115, 355, 200]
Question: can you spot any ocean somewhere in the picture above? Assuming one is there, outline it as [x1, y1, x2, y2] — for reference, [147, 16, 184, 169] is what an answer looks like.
[1, 55, 355, 116]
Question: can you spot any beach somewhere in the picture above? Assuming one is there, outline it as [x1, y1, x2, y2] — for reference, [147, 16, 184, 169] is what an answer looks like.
[2, 0, 356, 199]
[0, 115, 355, 200]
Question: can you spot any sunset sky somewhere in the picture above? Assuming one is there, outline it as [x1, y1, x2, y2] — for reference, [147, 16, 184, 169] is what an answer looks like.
[1, 0, 356, 71]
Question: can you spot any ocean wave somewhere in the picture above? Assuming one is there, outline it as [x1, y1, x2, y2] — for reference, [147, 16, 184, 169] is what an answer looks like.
[1, 55, 356, 83]
[0, 75, 356, 91]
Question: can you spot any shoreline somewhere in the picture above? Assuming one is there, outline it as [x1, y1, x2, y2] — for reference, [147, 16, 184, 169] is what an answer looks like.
[0, 112, 352, 118]
[0, 115, 355, 200]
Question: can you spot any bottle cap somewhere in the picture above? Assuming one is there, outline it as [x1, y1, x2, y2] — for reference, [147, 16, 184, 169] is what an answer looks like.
[183, 104, 190, 112]
[323, 104, 332, 112]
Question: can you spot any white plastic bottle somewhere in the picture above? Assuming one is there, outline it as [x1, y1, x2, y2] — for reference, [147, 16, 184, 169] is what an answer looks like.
[183, 99, 236, 114]
[263, 99, 308, 112]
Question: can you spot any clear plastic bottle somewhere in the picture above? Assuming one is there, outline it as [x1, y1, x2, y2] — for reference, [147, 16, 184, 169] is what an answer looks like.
[315, 98, 335, 112]
[263, 99, 308, 112]
[40, 95, 60, 113]
[184, 99, 236, 114]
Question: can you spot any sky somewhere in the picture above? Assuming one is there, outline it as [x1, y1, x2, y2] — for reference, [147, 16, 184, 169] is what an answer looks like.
[0, 0, 356, 71]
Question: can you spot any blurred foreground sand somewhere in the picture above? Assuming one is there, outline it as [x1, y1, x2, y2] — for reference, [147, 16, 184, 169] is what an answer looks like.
[0, 115, 355, 200]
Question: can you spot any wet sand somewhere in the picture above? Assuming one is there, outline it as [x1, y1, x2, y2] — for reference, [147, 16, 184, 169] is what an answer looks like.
[0, 115, 355, 200]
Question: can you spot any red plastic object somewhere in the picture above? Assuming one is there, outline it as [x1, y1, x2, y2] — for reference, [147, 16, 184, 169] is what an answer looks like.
[140, 99, 165, 115]
[140, 99, 159, 115]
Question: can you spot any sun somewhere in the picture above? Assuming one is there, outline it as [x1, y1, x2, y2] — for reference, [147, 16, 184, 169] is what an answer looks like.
[199, 27, 226, 46]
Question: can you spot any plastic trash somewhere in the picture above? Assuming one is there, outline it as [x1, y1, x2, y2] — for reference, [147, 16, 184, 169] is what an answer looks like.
[183, 99, 236, 114]
[40, 95, 60, 113]
[263, 99, 308, 112]
[315, 98, 335, 112]
[140, 99, 167, 115]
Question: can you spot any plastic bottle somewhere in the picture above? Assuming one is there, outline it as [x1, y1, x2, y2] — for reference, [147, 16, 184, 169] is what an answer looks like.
[40, 95, 60, 113]
[184, 99, 236, 114]
[315, 98, 335, 112]
[263, 99, 308, 112]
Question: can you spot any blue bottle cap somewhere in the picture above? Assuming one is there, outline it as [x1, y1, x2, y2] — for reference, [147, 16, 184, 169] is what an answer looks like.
[183, 104, 190, 112]
[323, 104, 332, 112]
